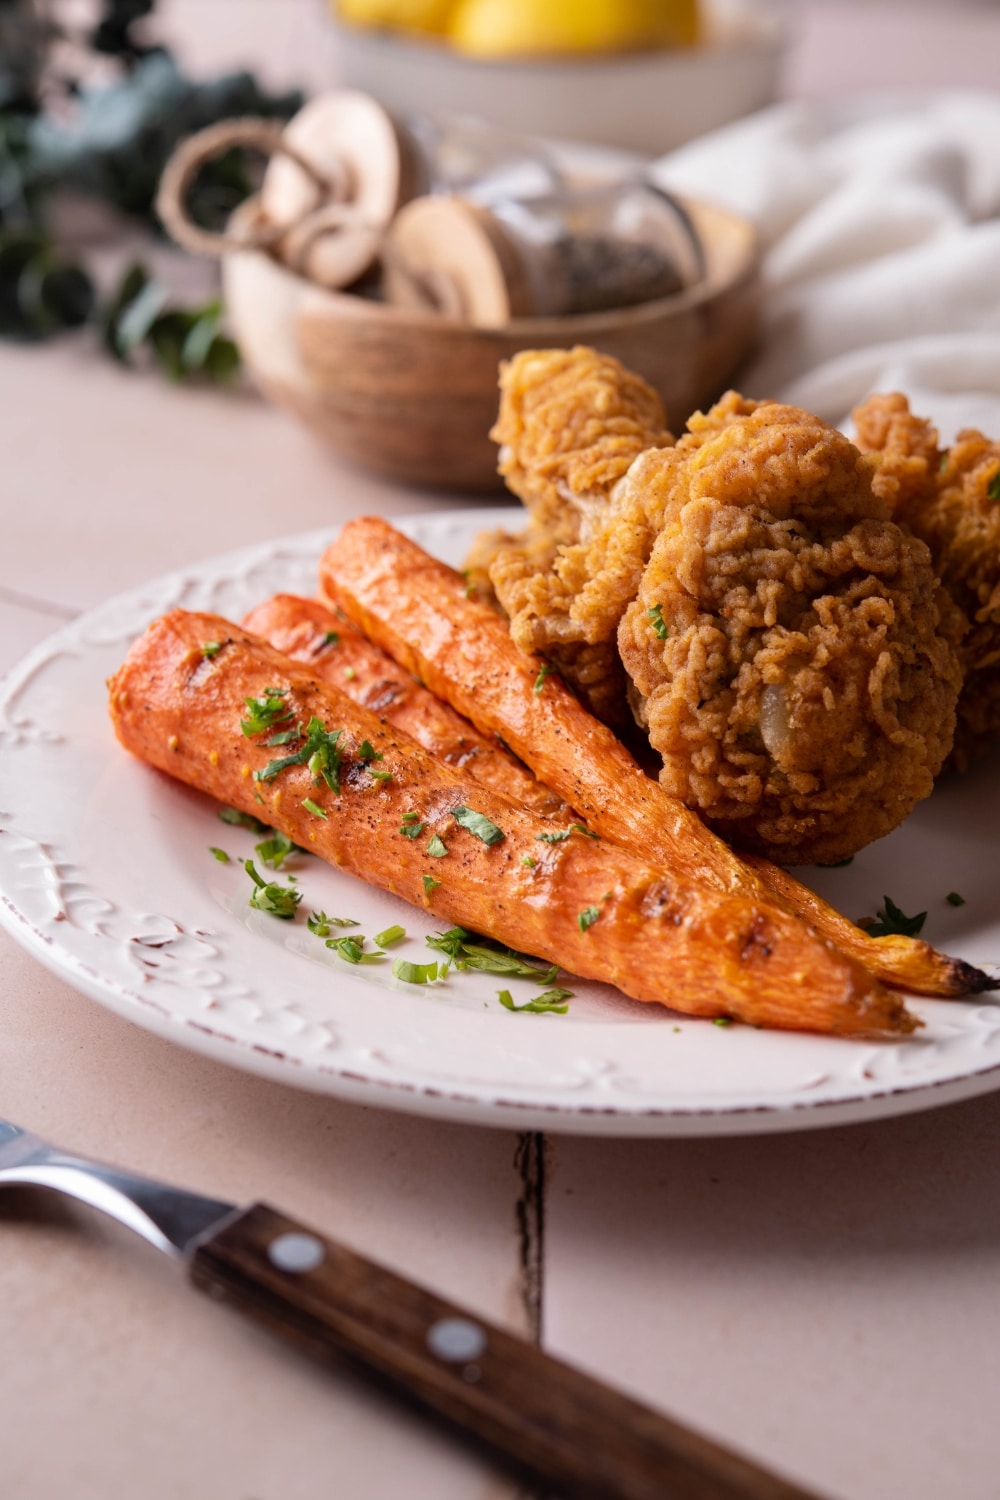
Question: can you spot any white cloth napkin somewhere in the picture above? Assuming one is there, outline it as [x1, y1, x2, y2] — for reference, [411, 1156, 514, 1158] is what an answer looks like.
[650, 90, 1000, 441]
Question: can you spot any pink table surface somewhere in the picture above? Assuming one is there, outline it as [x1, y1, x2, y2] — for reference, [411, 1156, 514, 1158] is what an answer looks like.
[5, 4, 1000, 1498]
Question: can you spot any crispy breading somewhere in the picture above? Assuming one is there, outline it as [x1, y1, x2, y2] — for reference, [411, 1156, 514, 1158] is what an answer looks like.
[855, 392, 1000, 767]
[619, 399, 964, 865]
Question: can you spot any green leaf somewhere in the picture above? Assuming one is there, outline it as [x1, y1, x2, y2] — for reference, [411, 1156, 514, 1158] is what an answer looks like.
[533, 662, 554, 695]
[326, 934, 379, 965]
[208, 846, 230, 862]
[307, 910, 359, 937]
[422, 875, 441, 896]
[374, 925, 406, 948]
[392, 958, 439, 985]
[111, 274, 170, 359]
[863, 895, 927, 939]
[452, 805, 504, 846]
[301, 797, 327, 819]
[244, 858, 300, 920]
[253, 830, 301, 871]
[987, 470, 1000, 503]
[426, 834, 448, 857]
[218, 805, 270, 834]
[536, 823, 599, 844]
[400, 820, 425, 839]
[201, 640, 223, 659]
[241, 687, 292, 738]
[498, 987, 572, 1014]
[578, 905, 600, 932]
[424, 926, 557, 982]
[647, 603, 669, 641]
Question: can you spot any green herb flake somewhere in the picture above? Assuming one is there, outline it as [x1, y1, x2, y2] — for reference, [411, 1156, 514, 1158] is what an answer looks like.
[863, 895, 927, 939]
[533, 662, 554, 695]
[375, 924, 406, 948]
[426, 834, 448, 858]
[498, 987, 573, 1015]
[208, 846, 230, 862]
[987, 469, 1000, 503]
[241, 687, 293, 738]
[367, 767, 393, 784]
[713, 1017, 733, 1028]
[393, 958, 439, 985]
[307, 910, 359, 937]
[521, 855, 537, 868]
[401, 821, 426, 839]
[254, 718, 344, 793]
[244, 859, 301, 921]
[326, 934, 377, 964]
[254, 830, 304, 871]
[422, 875, 441, 896]
[201, 640, 223, 659]
[946, 891, 966, 907]
[939, 453, 950, 472]
[218, 805, 270, 835]
[647, 604, 669, 641]
[344, 666, 357, 681]
[302, 797, 327, 819]
[357, 740, 383, 763]
[322, 630, 340, 647]
[453, 806, 505, 846]
[401, 811, 420, 823]
[425, 926, 557, 982]
[578, 905, 600, 932]
[537, 823, 599, 845]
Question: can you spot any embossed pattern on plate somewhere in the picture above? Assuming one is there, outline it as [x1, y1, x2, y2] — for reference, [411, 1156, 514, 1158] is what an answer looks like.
[2, 511, 1000, 1136]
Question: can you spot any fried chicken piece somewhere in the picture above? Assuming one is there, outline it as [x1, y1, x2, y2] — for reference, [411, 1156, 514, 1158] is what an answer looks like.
[855, 392, 1000, 767]
[479, 347, 674, 726]
[619, 397, 965, 865]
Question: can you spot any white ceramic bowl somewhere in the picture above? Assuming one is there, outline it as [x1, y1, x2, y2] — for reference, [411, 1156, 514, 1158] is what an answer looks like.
[329, 0, 788, 155]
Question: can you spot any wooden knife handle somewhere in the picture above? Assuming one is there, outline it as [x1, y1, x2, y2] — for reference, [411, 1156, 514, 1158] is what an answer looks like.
[191, 1203, 821, 1500]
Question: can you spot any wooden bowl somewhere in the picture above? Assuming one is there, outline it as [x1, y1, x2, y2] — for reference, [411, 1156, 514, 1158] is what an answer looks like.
[223, 195, 760, 491]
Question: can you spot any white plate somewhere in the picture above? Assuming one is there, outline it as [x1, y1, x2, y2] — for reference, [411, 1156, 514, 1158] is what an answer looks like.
[2, 509, 1000, 1137]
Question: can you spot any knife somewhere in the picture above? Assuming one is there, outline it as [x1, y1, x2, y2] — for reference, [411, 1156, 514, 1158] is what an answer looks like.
[0, 1116, 823, 1500]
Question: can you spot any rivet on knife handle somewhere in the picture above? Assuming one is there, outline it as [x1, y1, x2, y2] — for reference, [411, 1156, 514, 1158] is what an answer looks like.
[191, 1203, 825, 1500]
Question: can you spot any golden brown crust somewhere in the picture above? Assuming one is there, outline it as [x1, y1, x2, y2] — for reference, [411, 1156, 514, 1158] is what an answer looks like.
[618, 400, 964, 865]
[855, 392, 1000, 766]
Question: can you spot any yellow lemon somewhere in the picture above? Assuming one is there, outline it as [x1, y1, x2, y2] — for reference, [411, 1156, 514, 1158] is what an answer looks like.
[337, 0, 456, 36]
[447, 0, 698, 57]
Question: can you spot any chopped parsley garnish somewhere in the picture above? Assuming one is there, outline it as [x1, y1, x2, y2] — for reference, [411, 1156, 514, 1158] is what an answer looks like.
[987, 469, 1000, 503]
[533, 662, 555, 695]
[344, 667, 357, 681]
[322, 630, 340, 647]
[863, 895, 927, 938]
[241, 687, 293, 738]
[425, 926, 557, 982]
[946, 891, 966, 907]
[713, 1017, 733, 1028]
[521, 855, 536, 868]
[367, 767, 393, 784]
[939, 453, 949, 471]
[578, 905, 600, 932]
[244, 859, 301, 920]
[375, 925, 406, 948]
[302, 798, 327, 819]
[536, 823, 599, 844]
[308, 911, 359, 936]
[426, 834, 448, 857]
[201, 640, 223, 659]
[326, 934, 381, 965]
[647, 604, 669, 640]
[400, 821, 425, 839]
[254, 830, 307, 871]
[254, 718, 344, 793]
[401, 811, 420, 822]
[498, 987, 573, 1015]
[452, 806, 504, 846]
[357, 740, 383, 762]
[208, 846, 230, 862]
[422, 875, 441, 895]
[393, 958, 439, 985]
[265, 728, 299, 746]
[218, 806, 270, 835]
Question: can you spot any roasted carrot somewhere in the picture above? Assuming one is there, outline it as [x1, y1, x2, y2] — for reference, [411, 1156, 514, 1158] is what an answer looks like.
[107, 609, 914, 1035]
[319, 517, 993, 999]
[242, 594, 567, 818]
